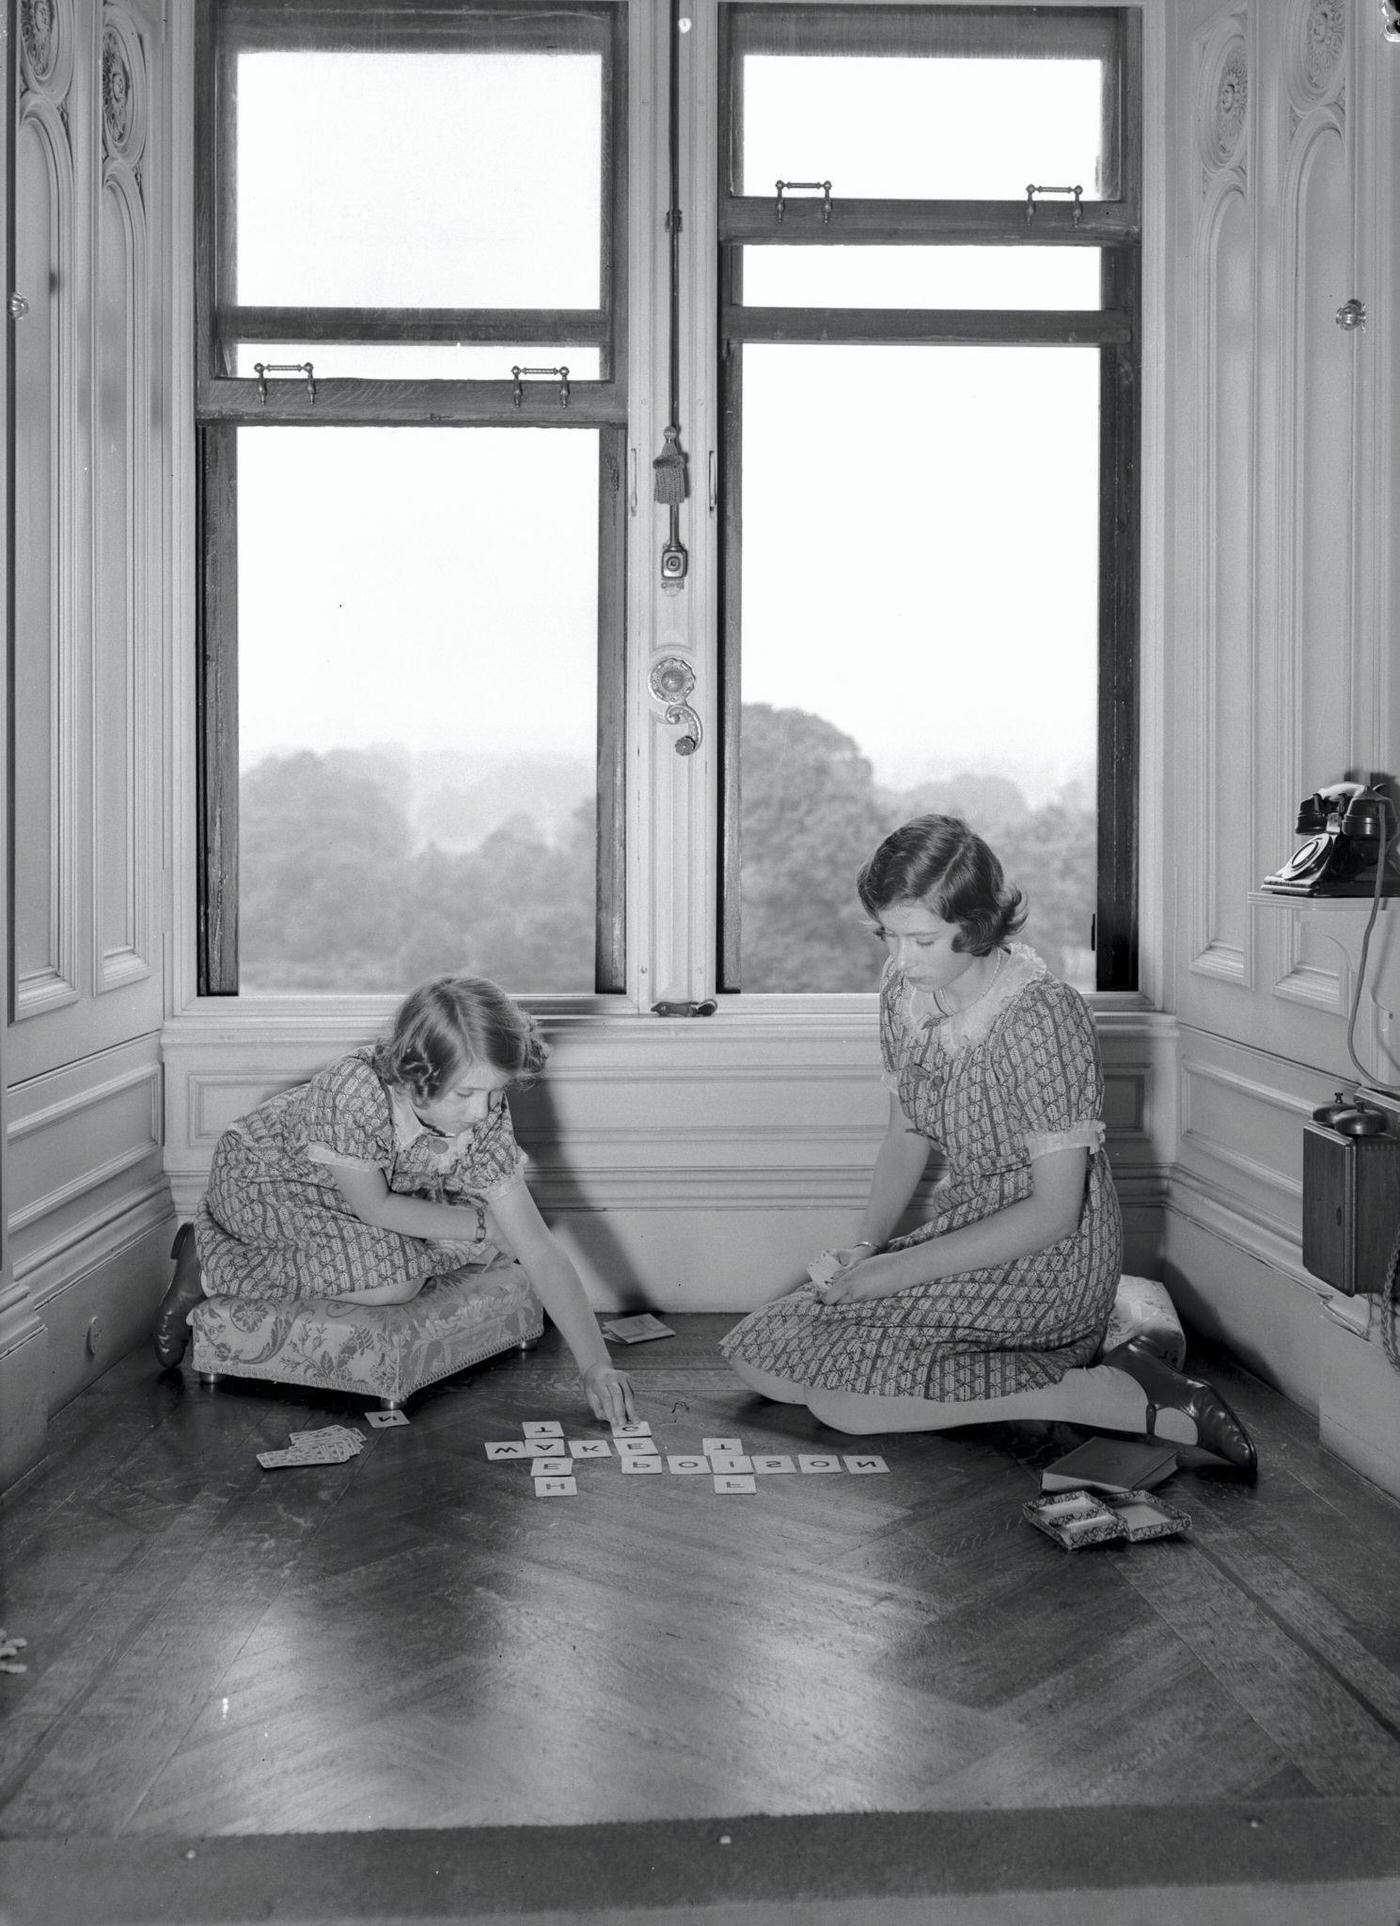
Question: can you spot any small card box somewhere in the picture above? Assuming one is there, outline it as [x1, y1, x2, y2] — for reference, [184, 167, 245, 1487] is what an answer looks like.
[1023, 1487, 1191, 1551]
[1022, 1489, 1125, 1550]
[1103, 1489, 1193, 1544]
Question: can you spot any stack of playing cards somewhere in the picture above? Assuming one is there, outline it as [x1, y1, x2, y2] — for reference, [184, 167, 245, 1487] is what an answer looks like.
[257, 1424, 365, 1471]
[601, 1313, 675, 1344]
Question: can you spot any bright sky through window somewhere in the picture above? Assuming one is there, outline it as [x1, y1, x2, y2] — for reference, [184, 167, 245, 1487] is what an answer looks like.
[235, 51, 602, 307]
[234, 43, 1100, 807]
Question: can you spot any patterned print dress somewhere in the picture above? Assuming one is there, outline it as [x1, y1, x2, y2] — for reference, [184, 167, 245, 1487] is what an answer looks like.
[195, 1050, 527, 1302]
[721, 944, 1122, 1402]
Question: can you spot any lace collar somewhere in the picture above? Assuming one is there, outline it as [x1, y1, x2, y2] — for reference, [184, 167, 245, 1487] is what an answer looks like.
[892, 941, 1047, 1052]
[387, 1081, 497, 1155]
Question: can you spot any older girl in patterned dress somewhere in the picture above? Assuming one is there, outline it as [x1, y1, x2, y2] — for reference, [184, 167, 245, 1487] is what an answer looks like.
[722, 818, 1256, 1475]
[154, 975, 636, 1426]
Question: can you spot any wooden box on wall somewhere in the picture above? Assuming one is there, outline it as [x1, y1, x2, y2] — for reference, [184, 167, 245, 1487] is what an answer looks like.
[1302, 1123, 1400, 1297]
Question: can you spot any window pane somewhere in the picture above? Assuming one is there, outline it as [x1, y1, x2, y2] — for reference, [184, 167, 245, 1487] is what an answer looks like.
[233, 48, 603, 308]
[740, 55, 1106, 202]
[737, 345, 1099, 993]
[231, 344, 603, 382]
[235, 427, 600, 994]
[742, 247, 1101, 311]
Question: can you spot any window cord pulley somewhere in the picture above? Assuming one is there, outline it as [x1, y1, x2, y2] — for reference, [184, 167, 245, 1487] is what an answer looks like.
[654, 0, 688, 583]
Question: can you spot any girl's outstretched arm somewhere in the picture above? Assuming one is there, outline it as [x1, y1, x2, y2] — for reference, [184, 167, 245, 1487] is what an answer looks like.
[330, 1163, 636, 1422]
[482, 1181, 637, 1425]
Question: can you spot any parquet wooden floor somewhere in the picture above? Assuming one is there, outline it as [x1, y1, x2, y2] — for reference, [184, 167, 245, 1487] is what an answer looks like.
[3, 1314, 1400, 1886]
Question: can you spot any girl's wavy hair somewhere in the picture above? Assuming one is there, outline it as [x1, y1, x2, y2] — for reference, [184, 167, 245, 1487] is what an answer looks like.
[856, 814, 1026, 957]
[371, 975, 548, 1105]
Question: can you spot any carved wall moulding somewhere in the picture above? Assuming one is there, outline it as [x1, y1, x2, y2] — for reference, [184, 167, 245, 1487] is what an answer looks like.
[1289, 0, 1346, 105]
[102, 13, 147, 168]
[1198, 29, 1249, 175]
[20, 0, 73, 98]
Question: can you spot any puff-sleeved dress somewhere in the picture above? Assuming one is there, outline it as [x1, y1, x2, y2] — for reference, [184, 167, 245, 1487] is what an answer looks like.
[195, 1049, 526, 1301]
[721, 944, 1122, 1402]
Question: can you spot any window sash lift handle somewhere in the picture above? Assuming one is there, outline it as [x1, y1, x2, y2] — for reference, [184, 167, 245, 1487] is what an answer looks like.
[512, 365, 571, 409]
[1025, 183, 1084, 226]
[253, 361, 316, 403]
[775, 179, 832, 225]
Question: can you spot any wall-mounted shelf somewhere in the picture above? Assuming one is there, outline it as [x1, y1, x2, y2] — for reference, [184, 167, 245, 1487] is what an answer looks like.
[1249, 891, 1396, 911]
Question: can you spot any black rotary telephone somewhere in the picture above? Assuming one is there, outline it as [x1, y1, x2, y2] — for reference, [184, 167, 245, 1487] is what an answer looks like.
[1261, 780, 1400, 897]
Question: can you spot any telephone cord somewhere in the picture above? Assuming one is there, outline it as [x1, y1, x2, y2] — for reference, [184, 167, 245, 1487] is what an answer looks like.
[1380, 1213, 1400, 1378]
[1345, 817, 1400, 1099]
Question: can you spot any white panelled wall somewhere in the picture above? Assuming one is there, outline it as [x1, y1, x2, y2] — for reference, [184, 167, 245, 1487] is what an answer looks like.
[3, 0, 174, 1491]
[1163, 0, 1400, 1495]
[4, 0, 1399, 1500]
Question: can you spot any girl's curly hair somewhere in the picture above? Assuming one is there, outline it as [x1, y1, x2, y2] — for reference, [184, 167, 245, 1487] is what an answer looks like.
[856, 814, 1026, 957]
[371, 975, 548, 1105]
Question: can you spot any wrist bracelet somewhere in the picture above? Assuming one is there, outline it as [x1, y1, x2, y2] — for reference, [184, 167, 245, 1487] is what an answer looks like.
[852, 1239, 878, 1252]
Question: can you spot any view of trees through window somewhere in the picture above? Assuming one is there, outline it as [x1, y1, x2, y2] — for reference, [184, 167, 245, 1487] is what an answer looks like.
[238, 706, 1093, 995]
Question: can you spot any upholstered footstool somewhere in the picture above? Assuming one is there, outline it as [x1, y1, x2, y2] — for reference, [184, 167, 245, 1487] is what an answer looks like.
[1096, 1273, 1187, 1370]
[188, 1261, 544, 1409]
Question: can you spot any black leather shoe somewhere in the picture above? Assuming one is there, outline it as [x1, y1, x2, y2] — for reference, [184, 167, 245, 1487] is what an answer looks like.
[153, 1223, 204, 1369]
[1105, 1336, 1258, 1481]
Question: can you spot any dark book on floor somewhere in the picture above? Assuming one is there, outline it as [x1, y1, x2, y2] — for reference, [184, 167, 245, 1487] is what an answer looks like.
[1040, 1435, 1177, 1495]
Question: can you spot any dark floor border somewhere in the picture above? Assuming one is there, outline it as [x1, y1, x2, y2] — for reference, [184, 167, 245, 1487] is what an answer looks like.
[4, 1799, 1400, 1924]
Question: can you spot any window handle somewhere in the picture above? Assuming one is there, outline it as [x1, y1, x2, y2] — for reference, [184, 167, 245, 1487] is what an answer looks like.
[649, 655, 702, 756]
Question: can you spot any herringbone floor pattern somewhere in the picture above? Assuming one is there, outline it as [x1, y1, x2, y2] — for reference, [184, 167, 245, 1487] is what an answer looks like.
[3, 1316, 1400, 1848]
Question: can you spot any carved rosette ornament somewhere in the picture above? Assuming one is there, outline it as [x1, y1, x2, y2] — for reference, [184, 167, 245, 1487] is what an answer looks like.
[101, 13, 146, 170]
[1291, 0, 1346, 102]
[103, 29, 132, 150]
[20, 0, 60, 88]
[1198, 30, 1248, 174]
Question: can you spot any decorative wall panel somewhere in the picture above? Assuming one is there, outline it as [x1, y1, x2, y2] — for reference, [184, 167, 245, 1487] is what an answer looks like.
[1275, 103, 1354, 1012]
[13, 0, 80, 1021]
[95, 6, 158, 996]
[5, 0, 175, 1455]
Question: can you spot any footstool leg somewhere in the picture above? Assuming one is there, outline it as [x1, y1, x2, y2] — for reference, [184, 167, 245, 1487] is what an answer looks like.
[518, 1334, 540, 1353]
[198, 1371, 221, 1388]
[379, 1397, 401, 1413]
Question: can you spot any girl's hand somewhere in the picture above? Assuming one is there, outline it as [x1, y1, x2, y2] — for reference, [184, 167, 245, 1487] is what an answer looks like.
[815, 1250, 885, 1305]
[582, 1361, 636, 1426]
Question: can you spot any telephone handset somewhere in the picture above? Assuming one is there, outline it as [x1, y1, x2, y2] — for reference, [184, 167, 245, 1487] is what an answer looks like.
[1262, 780, 1400, 897]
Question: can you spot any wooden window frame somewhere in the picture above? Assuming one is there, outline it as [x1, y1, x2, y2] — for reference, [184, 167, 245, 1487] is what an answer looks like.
[716, 3, 1141, 994]
[193, 0, 628, 995]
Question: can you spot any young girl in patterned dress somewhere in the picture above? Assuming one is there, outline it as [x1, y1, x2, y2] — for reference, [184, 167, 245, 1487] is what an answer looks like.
[722, 817, 1256, 1476]
[153, 975, 636, 1426]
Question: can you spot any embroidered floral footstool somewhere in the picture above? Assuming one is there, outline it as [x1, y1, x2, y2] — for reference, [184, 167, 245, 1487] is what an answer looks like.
[188, 1261, 544, 1408]
[1097, 1273, 1187, 1370]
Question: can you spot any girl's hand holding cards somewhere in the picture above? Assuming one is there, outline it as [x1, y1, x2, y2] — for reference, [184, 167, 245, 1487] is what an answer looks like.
[582, 1361, 636, 1426]
[809, 1243, 881, 1304]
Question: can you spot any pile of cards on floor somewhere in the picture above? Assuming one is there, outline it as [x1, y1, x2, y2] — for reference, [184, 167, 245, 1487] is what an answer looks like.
[257, 1424, 367, 1470]
[483, 1419, 888, 1496]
